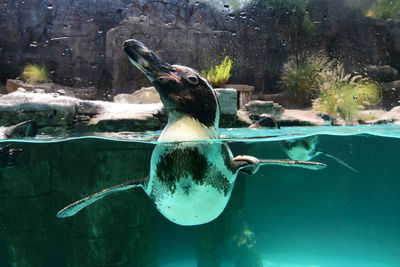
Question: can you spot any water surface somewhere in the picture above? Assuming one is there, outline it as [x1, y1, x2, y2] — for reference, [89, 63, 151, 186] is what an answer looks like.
[0, 125, 399, 267]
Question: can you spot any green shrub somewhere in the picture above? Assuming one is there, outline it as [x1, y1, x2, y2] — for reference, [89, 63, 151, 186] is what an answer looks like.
[264, 0, 314, 32]
[280, 52, 331, 103]
[201, 56, 232, 88]
[20, 63, 51, 84]
[313, 66, 381, 120]
[366, 0, 400, 19]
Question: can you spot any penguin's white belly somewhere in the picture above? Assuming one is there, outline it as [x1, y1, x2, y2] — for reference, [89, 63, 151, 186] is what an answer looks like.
[145, 138, 236, 225]
[284, 146, 314, 161]
[153, 178, 232, 225]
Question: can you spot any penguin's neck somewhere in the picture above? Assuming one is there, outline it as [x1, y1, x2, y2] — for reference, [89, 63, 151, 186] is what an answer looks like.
[158, 111, 218, 142]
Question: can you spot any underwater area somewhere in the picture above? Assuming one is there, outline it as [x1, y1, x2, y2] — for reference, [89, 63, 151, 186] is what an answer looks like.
[0, 126, 399, 267]
[1, 0, 400, 266]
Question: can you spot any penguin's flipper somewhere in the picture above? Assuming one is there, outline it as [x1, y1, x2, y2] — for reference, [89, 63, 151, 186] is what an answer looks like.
[57, 177, 147, 218]
[232, 155, 326, 174]
[320, 151, 359, 173]
[258, 159, 326, 170]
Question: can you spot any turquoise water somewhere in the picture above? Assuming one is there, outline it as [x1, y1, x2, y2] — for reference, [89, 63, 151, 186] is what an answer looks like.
[0, 125, 399, 266]
[5, 125, 400, 143]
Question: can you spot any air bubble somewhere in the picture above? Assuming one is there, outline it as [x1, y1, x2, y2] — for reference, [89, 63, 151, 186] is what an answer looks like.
[46, 3, 53, 9]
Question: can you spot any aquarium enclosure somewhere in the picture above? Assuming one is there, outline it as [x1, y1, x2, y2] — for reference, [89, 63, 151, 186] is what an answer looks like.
[0, 0, 400, 266]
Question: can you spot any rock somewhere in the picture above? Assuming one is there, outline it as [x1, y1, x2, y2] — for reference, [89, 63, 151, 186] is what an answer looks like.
[236, 110, 253, 127]
[0, 90, 169, 135]
[223, 84, 254, 109]
[5, 79, 104, 100]
[365, 65, 398, 82]
[380, 106, 400, 124]
[6, 79, 34, 93]
[279, 109, 324, 126]
[382, 81, 400, 110]
[57, 89, 66, 95]
[249, 113, 279, 128]
[245, 100, 284, 117]
[215, 88, 238, 127]
[358, 109, 387, 124]
[32, 88, 45, 94]
[0, 91, 78, 127]
[1, 0, 392, 97]
[113, 87, 161, 104]
[4, 120, 38, 138]
[0, 144, 22, 169]
[106, 16, 219, 95]
[88, 103, 165, 132]
[0, 84, 6, 94]
[214, 88, 238, 115]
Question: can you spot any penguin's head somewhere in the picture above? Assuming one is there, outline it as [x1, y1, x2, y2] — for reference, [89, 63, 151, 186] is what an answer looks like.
[122, 39, 219, 128]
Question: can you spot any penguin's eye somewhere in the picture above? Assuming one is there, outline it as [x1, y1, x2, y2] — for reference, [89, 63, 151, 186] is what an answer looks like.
[187, 75, 198, 85]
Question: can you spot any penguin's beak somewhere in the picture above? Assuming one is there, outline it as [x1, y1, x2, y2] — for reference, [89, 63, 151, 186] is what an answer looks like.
[122, 39, 177, 83]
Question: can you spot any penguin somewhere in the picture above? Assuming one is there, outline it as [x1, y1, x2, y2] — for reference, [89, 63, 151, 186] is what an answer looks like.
[280, 136, 358, 172]
[57, 39, 326, 226]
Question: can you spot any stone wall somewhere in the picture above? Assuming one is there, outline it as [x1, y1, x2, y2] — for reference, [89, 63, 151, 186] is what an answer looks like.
[0, 139, 158, 266]
[0, 0, 396, 96]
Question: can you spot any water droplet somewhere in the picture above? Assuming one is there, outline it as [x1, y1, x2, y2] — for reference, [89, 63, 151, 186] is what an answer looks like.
[139, 14, 147, 22]
[165, 19, 173, 26]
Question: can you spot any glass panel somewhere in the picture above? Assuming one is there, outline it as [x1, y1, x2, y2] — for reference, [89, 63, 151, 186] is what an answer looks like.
[0, 1, 399, 266]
